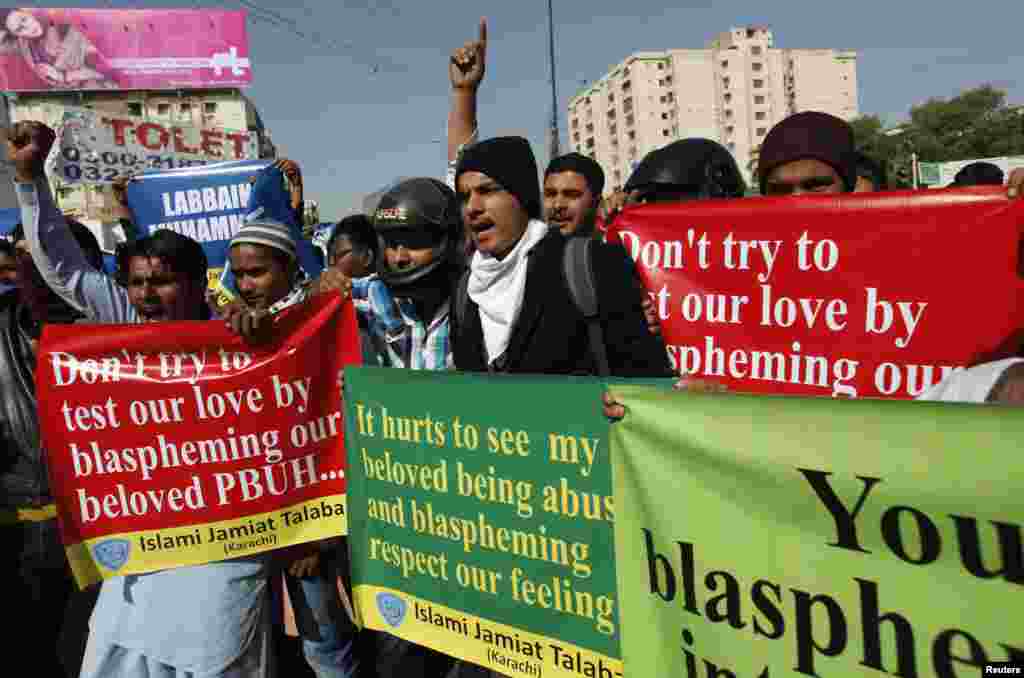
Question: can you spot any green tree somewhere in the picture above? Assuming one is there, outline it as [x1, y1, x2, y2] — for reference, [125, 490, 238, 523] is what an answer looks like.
[850, 114, 913, 188]
[852, 85, 1024, 188]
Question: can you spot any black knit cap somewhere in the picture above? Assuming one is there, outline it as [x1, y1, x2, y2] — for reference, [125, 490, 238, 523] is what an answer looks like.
[952, 161, 1005, 186]
[456, 136, 542, 219]
[545, 152, 605, 198]
[758, 111, 857, 193]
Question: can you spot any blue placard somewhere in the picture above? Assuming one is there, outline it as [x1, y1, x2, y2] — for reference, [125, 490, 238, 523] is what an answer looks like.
[125, 159, 322, 299]
[0, 207, 20, 238]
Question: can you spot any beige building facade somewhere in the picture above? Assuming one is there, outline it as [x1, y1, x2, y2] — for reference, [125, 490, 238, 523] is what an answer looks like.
[568, 26, 858, 193]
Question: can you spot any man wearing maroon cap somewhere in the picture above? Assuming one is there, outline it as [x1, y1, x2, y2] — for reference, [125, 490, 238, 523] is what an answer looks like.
[758, 111, 857, 196]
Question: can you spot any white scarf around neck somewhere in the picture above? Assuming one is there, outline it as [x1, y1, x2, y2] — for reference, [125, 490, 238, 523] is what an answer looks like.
[468, 219, 550, 363]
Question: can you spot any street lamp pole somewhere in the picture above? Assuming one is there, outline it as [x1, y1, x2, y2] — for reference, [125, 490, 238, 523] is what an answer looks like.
[546, 0, 560, 162]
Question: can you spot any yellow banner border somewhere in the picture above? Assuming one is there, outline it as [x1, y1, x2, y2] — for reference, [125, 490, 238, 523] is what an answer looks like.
[354, 584, 623, 678]
[66, 494, 347, 588]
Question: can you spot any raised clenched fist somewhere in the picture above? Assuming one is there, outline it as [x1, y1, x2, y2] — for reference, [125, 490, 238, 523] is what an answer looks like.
[5, 120, 56, 182]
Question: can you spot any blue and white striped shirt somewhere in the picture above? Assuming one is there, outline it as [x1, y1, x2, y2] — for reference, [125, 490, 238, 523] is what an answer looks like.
[352, 277, 453, 371]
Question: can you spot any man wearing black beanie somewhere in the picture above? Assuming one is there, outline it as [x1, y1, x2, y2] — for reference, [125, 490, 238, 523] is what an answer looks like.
[544, 152, 604, 237]
[453, 135, 672, 377]
[758, 111, 857, 196]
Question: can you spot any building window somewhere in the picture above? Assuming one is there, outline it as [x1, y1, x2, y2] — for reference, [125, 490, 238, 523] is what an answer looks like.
[661, 112, 668, 120]
[724, 93, 732, 103]
[623, 97, 633, 113]
[657, 79, 664, 86]
[573, 132, 580, 142]
[756, 127, 767, 136]
[755, 111, 766, 120]
[614, 170, 622, 182]
[657, 62, 664, 70]
[659, 95, 666, 103]
[725, 125, 734, 135]
[627, 130, 636, 141]
[663, 129, 670, 137]
[178, 102, 193, 119]
[752, 62, 763, 72]
[666, 92, 674, 103]
[721, 60, 729, 68]
[723, 77, 730, 88]
[607, 107, 616, 118]
[665, 75, 672, 84]
[725, 109, 733, 119]
[753, 79, 764, 88]
[754, 95, 765, 104]
[622, 80, 631, 92]
[609, 92, 615, 102]
[586, 123, 594, 133]
[127, 102, 142, 116]
[751, 46, 762, 55]
[625, 114, 635, 127]
[586, 137, 595, 149]
[203, 102, 218, 114]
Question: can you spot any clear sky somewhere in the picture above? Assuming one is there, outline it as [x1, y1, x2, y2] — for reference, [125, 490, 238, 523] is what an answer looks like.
[48, 1, 1024, 219]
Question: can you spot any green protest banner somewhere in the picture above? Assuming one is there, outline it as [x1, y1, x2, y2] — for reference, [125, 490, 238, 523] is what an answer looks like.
[610, 385, 1023, 678]
[345, 367, 622, 678]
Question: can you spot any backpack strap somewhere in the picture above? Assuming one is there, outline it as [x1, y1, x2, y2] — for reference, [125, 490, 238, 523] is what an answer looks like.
[563, 237, 611, 377]
[453, 268, 471, 336]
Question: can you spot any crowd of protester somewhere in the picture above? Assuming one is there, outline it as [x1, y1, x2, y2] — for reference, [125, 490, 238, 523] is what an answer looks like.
[3, 17, 1023, 678]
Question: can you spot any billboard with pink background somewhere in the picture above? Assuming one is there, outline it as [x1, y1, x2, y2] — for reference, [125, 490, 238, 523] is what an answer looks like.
[0, 8, 251, 92]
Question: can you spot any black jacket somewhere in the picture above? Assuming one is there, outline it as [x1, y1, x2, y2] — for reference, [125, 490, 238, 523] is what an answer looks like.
[452, 231, 674, 377]
[0, 294, 49, 508]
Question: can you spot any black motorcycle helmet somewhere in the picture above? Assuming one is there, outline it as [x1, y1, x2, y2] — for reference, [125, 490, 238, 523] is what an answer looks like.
[624, 138, 745, 202]
[371, 177, 461, 290]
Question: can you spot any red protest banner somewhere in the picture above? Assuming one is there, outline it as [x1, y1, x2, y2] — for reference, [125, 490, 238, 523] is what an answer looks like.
[37, 293, 360, 587]
[606, 187, 1024, 399]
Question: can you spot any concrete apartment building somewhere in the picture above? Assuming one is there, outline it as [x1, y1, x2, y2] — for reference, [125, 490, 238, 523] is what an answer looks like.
[568, 26, 858, 193]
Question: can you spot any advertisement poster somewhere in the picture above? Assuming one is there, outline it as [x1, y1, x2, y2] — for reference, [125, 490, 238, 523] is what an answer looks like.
[53, 105, 258, 185]
[0, 8, 252, 92]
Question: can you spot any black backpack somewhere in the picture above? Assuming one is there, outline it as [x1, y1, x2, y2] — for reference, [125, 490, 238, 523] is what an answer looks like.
[453, 237, 610, 376]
